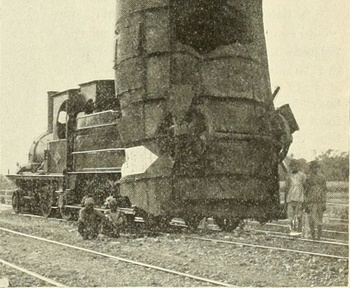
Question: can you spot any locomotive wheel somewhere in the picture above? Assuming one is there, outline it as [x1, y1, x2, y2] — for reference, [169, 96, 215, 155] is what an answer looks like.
[158, 215, 173, 230]
[58, 193, 73, 220]
[184, 215, 202, 231]
[12, 192, 22, 214]
[214, 217, 225, 231]
[40, 186, 53, 218]
[225, 218, 240, 232]
[214, 217, 240, 232]
[256, 217, 268, 225]
[144, 215, 172, 231]
[144, 214, 156, 230]
[125, 214, 136, 227]
[59, 206, 73, 220]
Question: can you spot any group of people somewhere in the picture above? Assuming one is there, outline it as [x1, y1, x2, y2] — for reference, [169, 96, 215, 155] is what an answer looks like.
[78, 196, 125, 240]
[285, 160, 327, 240]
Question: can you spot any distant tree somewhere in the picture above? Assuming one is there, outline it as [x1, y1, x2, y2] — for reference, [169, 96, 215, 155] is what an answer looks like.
[0, 174, 16, 190]
[316, 150, 349, 181]
[279, 150, 349, 181]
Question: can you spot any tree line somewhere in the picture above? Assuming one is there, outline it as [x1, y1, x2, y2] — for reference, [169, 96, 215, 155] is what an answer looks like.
[280, 150, 349, 181]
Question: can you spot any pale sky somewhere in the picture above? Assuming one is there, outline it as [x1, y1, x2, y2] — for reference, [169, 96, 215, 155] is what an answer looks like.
[1, 0, 349, 175]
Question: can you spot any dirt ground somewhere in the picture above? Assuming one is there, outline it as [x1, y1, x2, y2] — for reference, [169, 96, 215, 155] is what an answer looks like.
[0, 208, 348, 287]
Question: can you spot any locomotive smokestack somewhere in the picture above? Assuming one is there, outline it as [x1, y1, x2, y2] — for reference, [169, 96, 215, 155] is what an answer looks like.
[47, 91, 58, 134]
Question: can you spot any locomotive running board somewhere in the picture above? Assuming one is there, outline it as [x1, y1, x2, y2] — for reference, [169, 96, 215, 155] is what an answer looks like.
[7, 174, 64, 180]
[68, 170, 121, 174]
[72, 148, 125, 154]
[64, 205, 136, 215]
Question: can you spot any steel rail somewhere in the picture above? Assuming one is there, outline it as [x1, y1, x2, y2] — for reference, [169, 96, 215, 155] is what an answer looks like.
[0, 258, 66, 287]
[11, 212, 67, 222]
[252, 229, 348, 246]
[327, 202, 348, 207]
[0, 227, 234, 287]
[187, 236, 348, 260]
[277, 217, 348, 224]
[324, 217, 348, 223]
[251, 222, 349, 235]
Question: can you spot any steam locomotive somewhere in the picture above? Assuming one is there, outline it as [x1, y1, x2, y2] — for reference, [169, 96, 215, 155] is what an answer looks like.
[7, 0, 299, 231]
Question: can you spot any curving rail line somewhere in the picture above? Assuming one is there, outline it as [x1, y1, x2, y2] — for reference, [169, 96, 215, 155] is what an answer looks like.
[324, 217, 348, 224]
[252, 229, 348, 246]
[249, 221, 348, 236]
[0, 227, 233, 287]
[327, 202, 348, 207]
[187, 236, 348, 260]
[0, 258, 66, 287]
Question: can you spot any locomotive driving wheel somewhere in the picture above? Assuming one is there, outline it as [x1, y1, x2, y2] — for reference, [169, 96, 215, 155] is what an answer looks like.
[214, 217, 240, 232]
[145, 215, 173, 232]
[12, 191, 22, 214]
[58, 193, 73, 220]
[158, 215, 173, 230]
[39, 185, 53, 217]
[184, 214, 202, 231]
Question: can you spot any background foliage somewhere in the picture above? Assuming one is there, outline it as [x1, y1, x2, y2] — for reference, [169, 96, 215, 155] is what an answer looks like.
[280, 150, 349, 181]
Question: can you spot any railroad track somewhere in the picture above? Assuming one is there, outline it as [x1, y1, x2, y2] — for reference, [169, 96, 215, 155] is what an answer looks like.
[0, 227, 232, 287]
[1, 206, 348, 286]
[0, 258, 66, 287]
[251, 229, 348, 246]
[1, 226, 347, 287]
[327, 202, 349, 207]
[186, 235, 348, 260]
[2, 203, 348, 241]
[2, 204, 348, 243]
[277, 216, 348, 225]
[7, 211, 349, 247]
[325, 217, 349, 223]
[253, 221, 348, 236]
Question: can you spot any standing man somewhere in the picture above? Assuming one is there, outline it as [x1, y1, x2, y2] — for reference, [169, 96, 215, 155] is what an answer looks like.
[78, 198, 106, 240]
[285, 160, 307, 235]
[305, 160, 327, 240]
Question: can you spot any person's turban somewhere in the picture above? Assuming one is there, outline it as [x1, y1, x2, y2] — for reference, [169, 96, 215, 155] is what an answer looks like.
[109, 198, 118, 206]
[84, 197, 95, 206]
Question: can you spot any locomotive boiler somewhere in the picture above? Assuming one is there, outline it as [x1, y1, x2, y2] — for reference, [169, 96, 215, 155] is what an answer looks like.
[8, 0, 298, 230]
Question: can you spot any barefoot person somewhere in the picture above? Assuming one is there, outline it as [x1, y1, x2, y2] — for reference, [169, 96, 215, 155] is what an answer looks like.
[305, 160, 327, 240]
[285, 160, 306, 235]
[102, 197, 125, 238]
[78, 197, 105, 240]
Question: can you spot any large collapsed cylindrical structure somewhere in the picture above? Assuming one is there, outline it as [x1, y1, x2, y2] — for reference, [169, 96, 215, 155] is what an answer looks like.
[115, 0, 289, 222]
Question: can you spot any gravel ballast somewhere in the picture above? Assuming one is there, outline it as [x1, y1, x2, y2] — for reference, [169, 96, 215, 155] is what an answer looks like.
[0, 208, 348, 287]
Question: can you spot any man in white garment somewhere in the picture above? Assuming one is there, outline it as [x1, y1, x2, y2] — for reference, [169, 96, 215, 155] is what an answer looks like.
[285, 160, 306, 235]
